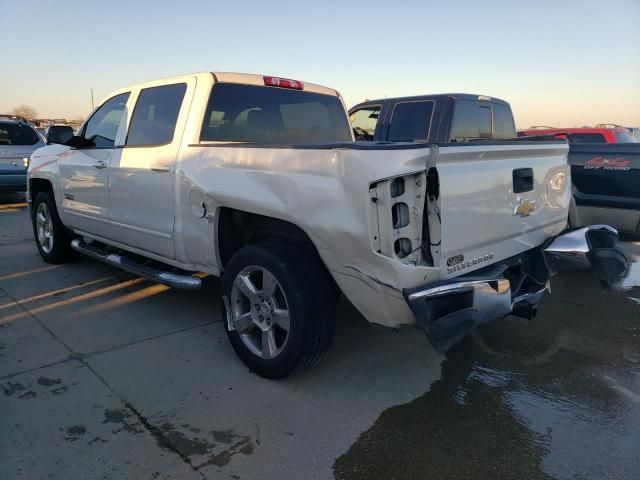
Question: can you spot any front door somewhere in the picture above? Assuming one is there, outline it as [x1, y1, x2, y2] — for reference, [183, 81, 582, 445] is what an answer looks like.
[59, 92, 130, 238]
[108, 81, 192, 259]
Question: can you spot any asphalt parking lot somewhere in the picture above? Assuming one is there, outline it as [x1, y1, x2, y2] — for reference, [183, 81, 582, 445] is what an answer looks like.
[1, 191, 639, 480]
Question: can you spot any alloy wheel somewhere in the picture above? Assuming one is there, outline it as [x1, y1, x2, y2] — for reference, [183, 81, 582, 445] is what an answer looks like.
[36, 202, 54, 254]
[229, 265, 291, 359]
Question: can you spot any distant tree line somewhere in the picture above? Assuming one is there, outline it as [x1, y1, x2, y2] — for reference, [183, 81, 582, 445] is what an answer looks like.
[10, 105, 38, 120]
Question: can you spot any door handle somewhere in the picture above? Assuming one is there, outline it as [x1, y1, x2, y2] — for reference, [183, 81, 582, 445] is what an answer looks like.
[92, 160, 107, 169]
[513, 168, 533, 193]
[150, 163, 171, 173]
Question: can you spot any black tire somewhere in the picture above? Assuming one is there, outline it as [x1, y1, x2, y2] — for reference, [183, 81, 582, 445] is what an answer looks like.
[31, 191, 74, 263]
[221, 241, 337, 379]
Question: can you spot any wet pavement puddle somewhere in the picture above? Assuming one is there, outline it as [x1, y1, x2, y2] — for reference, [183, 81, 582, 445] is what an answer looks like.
[335, 263, 640, 480]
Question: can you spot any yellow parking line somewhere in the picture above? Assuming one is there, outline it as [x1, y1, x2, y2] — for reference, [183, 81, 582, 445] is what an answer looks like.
[73, 283, 171, 316]
[0, 276, 114, 311]
[0, 265, 62, 282]
[0, 277, 147, 325]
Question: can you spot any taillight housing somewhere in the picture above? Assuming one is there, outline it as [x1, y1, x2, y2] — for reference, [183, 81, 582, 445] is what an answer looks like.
[263, 76, 303, 90]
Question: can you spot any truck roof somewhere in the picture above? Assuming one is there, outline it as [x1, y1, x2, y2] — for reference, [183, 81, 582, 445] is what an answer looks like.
[352, 93, 511, 108]
[102, 71, 341, 106]
[212, 72, 340, 97]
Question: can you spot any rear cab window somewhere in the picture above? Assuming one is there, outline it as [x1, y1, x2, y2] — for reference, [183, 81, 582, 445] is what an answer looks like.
[0, 122, 40, 146]
[492, 103, 516, 139]
[450, 100, 490, 141]
[200, 83, 352, 144]
[450, 99, 516, 141]
[387, 101, 435, 142]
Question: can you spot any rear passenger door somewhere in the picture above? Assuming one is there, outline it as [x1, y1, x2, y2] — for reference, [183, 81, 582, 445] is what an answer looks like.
[108, 79, 194, 259]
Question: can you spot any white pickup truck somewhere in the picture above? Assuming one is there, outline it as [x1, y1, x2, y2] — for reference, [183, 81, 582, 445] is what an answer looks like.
[27, 72, 627, 378]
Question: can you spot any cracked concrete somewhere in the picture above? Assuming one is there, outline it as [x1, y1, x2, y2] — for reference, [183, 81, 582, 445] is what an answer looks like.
[0, 193, 442, 479]
[4, 191, 638, 480]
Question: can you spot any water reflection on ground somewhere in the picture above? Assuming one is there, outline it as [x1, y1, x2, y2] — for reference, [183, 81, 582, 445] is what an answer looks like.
[619, 244, 640, 288]
[335, 261, 640, 480]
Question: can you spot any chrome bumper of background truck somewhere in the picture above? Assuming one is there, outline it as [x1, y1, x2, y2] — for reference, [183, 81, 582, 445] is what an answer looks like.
[403, 225, 630, 354]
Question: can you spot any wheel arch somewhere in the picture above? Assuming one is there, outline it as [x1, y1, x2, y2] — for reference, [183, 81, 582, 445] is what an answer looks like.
[29, 177, 54, 200]
[215, 207, 340, 296]
[216, 207, 321, 268]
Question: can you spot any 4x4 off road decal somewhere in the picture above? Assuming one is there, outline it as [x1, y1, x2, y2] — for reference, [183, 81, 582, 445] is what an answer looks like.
[584, 156, 631, 171]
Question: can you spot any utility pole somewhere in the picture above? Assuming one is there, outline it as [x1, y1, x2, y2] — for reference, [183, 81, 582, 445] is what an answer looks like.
[90, 89, 95, 110]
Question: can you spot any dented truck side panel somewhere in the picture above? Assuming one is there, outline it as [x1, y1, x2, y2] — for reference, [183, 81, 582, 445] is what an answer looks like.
[175, 140, 569, 329]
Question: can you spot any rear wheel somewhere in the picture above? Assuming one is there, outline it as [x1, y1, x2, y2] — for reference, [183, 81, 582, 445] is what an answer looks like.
[221, 242, 336, 379]
[31, 191, 74, 263]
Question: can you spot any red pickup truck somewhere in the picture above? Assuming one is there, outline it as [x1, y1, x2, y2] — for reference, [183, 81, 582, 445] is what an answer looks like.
[518, 127, 639, 236]
[518, 126, 637, 144]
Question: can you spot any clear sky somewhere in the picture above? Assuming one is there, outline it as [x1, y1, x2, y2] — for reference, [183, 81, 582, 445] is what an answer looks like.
[2, 0, 639, 128]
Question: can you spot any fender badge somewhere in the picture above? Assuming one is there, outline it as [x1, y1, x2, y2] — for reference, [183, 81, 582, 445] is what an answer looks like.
[513, 199, 536, 217]
[447, 254, 464, 267]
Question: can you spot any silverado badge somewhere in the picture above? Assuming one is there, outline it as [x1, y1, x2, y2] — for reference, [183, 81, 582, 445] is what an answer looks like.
[513, 199, 536, 217]
[447, 254, 464, 267]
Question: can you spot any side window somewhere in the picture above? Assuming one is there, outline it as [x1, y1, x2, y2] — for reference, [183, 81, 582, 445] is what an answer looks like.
[126, 83, 187, 146]
[492, 103, 516, 139]
[349, 106, 380, 141]
[83, 92, 130, 148]
[450, 100, 492, 141]
[387, 101, 434, 142]
[613, 130, 637, 143]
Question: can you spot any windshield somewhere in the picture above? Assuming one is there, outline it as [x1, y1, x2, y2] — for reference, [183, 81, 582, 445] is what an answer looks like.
[0, 122, 40, 146]
[200, 83, 352, 144]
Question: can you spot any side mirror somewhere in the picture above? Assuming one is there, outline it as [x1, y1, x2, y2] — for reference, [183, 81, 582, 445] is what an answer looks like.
[65, 135, 84, 148]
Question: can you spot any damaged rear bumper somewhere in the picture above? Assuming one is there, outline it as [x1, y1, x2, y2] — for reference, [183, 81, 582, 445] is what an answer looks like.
[403, 225, 630, 354]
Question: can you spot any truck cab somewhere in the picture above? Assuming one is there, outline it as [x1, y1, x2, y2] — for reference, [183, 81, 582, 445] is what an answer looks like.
[348, 94, 516, 143]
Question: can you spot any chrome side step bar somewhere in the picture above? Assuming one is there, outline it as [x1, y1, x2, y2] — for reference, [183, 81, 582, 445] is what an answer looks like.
[70, 239, 202, 290]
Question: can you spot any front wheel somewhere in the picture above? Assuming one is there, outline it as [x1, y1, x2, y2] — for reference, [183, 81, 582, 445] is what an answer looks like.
[31, 191, 74, 263]
[221, 242, 336, 379]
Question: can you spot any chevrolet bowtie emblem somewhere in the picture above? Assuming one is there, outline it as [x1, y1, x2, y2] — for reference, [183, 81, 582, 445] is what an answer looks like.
[513, 199, 536, 217]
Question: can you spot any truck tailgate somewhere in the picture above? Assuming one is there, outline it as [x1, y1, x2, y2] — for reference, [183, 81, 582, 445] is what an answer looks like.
[434, 143, 570, 278]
